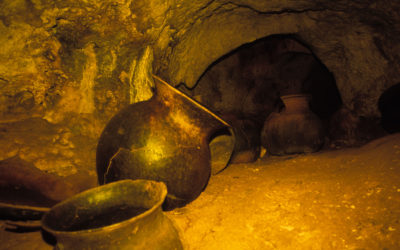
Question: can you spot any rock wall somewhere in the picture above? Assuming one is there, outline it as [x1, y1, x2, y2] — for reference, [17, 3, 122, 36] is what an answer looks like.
[163, 0, 400, 117]
[0, 0, 168, 126]
[0, 0, 168, 175]
[1, 0, 399, 123]
[0, 0, 399, 174]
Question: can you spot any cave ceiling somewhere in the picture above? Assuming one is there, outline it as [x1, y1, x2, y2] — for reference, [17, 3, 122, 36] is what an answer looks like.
[0, 0, 400, 124]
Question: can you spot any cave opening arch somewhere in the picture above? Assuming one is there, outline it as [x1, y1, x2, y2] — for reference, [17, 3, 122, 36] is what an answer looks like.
[178, 34, 343, 162]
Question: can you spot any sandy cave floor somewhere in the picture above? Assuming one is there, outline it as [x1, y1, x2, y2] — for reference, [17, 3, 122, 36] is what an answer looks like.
[1, 133, 400, 249]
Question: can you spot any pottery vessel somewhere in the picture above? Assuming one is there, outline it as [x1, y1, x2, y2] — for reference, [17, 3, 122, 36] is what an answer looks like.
[0, 156, 81, 220]
[96, 75, 234, 209]
[41, 180, 183, 250]
[261, 94, 324, 155]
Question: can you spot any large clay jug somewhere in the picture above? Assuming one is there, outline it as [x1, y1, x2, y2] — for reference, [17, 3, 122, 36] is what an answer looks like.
[41, 180, 183, 250]
[96, 75, 234, 209]
[261, 94, 324, 155]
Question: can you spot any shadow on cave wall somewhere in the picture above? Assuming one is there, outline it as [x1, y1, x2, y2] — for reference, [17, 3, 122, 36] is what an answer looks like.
[378, 83, 400, 133]
[178, 34, 349, 161]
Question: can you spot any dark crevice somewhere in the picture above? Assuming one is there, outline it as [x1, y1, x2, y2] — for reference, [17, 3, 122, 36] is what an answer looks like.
[378, 83, 400, 133]
[222, 2, 328, 16]
[184, 2, 336, 38]
[373, 37, 391, 62]
[0, 77, 9, 83]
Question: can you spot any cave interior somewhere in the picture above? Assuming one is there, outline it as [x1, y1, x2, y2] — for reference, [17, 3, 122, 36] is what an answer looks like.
[0, 0, 400, 249]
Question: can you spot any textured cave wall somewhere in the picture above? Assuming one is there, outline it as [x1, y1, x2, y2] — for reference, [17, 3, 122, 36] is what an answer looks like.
[0, 0, 399, 175]
[162, 0, 400, 117]
[2, 0, 400, 125]
[0, 0, 170, 126]
[0, 0, 170, 175]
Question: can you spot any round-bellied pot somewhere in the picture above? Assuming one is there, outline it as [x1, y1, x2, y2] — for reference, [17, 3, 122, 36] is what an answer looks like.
[261, 94, 324, 155]
[96, 75, 234, 210]
[41, 179, 183, 250]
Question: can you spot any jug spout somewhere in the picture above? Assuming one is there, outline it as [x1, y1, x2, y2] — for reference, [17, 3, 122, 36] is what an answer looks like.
[152, 75, 233, 140]
[201, 113, 234, 143]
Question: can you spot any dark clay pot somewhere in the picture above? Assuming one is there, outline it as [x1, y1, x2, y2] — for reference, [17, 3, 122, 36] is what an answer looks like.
[261, 94, 324, 155]
[96, 75, 234, 210]
[41, 180, 183, 250]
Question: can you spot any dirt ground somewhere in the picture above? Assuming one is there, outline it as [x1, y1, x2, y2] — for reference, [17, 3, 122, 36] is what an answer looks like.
[1, 133, 400, 249]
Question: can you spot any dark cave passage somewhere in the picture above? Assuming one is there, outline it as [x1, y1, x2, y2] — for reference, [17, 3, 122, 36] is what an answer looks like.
[378, 83, 400, 133]
[179, 35, 343, 161]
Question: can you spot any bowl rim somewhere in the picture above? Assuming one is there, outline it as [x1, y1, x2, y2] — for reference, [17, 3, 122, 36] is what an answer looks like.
[41, 179, 167, 235]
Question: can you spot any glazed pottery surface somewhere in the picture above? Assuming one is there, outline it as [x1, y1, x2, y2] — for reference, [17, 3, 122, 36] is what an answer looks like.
[261, 94, 324, 155]
[41, 180, 183, 250]
[96, 75, 233, 209]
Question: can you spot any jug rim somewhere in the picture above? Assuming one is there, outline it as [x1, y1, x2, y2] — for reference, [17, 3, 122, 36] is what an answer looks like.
[41, 179, 167, 235]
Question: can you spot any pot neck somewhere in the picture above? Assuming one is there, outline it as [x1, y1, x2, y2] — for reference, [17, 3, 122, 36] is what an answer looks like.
[281, 94, 310, 113]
